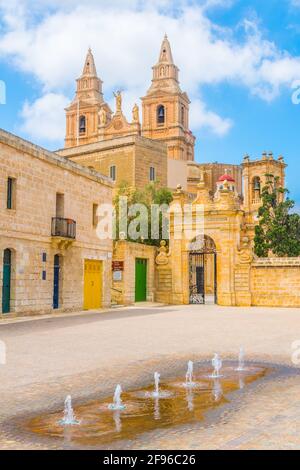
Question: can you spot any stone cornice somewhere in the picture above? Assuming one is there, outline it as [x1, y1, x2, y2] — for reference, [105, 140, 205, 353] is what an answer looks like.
[57, 134, 167, 157]
[0, 128, 113, 188]
[252, 257, 300, 266]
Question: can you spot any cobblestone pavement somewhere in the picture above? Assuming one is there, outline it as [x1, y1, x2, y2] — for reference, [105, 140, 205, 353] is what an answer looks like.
[0, 304, 300, 449]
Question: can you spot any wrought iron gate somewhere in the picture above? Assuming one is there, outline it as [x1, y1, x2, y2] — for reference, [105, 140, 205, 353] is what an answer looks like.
[189, 236, 217, 305]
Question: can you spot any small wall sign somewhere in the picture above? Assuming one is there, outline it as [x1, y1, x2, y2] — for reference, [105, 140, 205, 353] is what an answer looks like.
[112, 261, 124, 271]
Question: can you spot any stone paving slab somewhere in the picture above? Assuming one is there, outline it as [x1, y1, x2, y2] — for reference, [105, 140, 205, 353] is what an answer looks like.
[0, 304, 300, 449]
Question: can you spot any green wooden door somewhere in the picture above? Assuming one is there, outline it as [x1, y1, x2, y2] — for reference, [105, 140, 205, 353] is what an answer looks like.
[2, 249, 11, 314]
[135, 258, 147, 302]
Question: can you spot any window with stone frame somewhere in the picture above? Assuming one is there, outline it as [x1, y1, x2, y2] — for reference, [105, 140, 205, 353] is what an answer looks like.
[149, 167, 156, 182]
[7, 177, 16, 210]
[110, 165, 116, 182]
[92, 203, 98, 228]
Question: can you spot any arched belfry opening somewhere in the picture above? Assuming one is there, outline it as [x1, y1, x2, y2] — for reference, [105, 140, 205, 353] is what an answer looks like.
[252, 176, 261, 203]
[188, 235, 217, 305]
[157, 105, 165, 124]
[79, 115, 86, 134]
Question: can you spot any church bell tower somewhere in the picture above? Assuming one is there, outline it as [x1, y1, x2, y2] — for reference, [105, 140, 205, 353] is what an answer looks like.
[141, 35, 195, 161]
[65, 48, 112, 148]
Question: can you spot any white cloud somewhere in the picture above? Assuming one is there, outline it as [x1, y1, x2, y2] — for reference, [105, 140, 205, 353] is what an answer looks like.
[201, 0, 234, 10]
[190, 99, 233, 136]
[20, 93, 69, 142]
[0, 0, 300, 143]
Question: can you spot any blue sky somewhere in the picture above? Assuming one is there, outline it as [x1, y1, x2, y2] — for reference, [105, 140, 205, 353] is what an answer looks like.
[0, 0, 299, 207]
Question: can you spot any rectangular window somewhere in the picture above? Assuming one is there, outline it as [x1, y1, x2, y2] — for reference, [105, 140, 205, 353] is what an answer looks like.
[149, 167, 156, 182]
[93, 203, 98, 228]
[110, 165, 116, 182]
[7, 177, 16, 210]
[42, 253, 47, 263]
[42, 271, 47, 281]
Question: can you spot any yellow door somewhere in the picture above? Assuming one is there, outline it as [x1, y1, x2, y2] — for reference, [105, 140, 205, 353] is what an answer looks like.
[83, 260, 102, 310]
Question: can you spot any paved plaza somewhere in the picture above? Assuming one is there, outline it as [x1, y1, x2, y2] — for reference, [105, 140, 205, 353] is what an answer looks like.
[0, 304, 300, 449]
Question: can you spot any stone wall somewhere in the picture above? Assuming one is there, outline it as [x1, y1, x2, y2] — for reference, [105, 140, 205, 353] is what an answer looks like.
[0, 129, 113, 316]
[134, 137, 168, 189]
[155, 266, 173, 304]
[112, 241, 156, 305]
[250, 258, 300, 307]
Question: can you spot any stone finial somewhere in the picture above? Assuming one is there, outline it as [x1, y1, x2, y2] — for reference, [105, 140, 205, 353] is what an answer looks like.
[278, 155, 284, 162]
[243, 154, 250, 162]
[268, 151, 274, 160]
[155, 240, 170, 266]
[172, 183, 185, 205]
[262, 151, 267, 160]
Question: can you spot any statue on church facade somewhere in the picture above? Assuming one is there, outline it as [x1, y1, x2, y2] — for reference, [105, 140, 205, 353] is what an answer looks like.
[113, 90, 122, 114]
[132, 103, 140, 123]
[99, 107, 107, 126]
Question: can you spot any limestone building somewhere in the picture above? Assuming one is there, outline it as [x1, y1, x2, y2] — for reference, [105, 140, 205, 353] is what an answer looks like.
[0, 129, 113, 316]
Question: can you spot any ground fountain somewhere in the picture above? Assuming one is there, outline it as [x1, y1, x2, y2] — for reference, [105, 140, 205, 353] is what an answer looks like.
[236, 347, 246, 371]
[108, 384, 126, 410]
[211, 353, 222, 378]
[27, 362, 270, 448]
[59, 395, 80, 426]
[153, 372, 160, 398]
[143, 371, 172, 399]
[185, 360, 194, 387]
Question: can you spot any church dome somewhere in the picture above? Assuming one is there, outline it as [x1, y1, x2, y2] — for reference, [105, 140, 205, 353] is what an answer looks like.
[218, 173, 235, 182]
